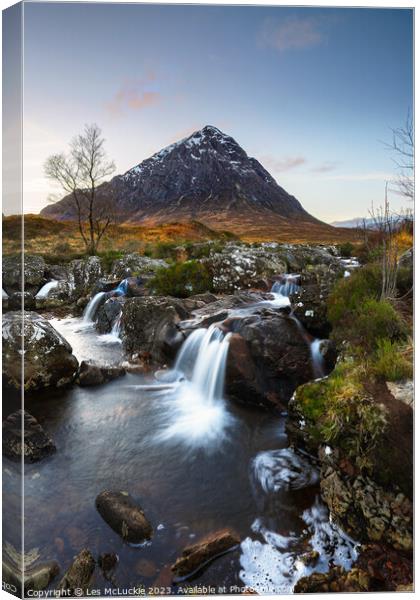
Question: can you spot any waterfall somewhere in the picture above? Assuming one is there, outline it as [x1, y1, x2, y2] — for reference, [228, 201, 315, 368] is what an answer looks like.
[114, 279, 129, 296]
[271, 274, 300, 298]
[35, 280, 59, 299]
[83, 291, 106, 323]
[2, 289, 9, 299]
[156, 325, 234, 447]
[111, 313, 122, 338]
[310, 339, 326, 379]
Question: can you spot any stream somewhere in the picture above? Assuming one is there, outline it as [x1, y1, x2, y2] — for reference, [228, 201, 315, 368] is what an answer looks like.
[3, 273, 359, 595]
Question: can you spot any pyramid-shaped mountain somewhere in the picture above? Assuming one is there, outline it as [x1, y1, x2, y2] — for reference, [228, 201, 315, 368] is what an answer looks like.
[41, 125, 329, 236]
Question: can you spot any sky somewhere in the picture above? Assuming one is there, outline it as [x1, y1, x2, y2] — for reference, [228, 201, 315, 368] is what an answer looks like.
[13, 2, 414, 221]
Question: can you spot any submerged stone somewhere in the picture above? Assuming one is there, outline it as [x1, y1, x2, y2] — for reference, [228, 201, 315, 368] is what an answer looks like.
[58, 549, 95, 595]
[96, 490, 153, 543]
[3, 410, 56, 463]
[171, 529, 240, 579]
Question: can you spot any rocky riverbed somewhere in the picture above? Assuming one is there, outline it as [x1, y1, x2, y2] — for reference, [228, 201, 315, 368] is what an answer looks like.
[2, 241, 413, 594]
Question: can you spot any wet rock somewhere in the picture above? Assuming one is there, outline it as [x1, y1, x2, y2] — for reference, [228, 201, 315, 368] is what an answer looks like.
[78, 360, 125, 386]
[98, 553, 118, 578]
[355, 543, 413, 591]
[3, 254, 46, 295]
[95, 297, 124, 334]
[58, 549, 95, 595]
[386, 380, 413, 409]
[299, 550, 320, 567]
[2, 311, 79, 391]
[171, 529, 240, 579]
[122, 296, 189, 363]
[96, 490, 153, 543]
[110, 254, 168, 279]
[3, 410, 56, 463]
[294, 566, 370, 593]
[25, 561, 60, 593]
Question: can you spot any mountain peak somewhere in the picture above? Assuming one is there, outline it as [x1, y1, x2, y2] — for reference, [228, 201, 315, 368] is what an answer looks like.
[41, 126, 321, 232]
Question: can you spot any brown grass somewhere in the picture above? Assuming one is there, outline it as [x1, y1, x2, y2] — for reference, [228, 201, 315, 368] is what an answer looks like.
[2, 212, 360, 257]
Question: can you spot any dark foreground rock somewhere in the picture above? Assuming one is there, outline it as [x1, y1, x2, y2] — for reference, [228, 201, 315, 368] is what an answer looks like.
[294, 566, 370, 593]
[78, 361, 125, 387]
[25, 561, 60, 593]
[2, 311, 79, 391]
[171, 529, 240, 579]
[96, 490, 153, 543]
[58, 549, 95, 595]
[3, 410, 56, 463]
[122, 297, 189, 363]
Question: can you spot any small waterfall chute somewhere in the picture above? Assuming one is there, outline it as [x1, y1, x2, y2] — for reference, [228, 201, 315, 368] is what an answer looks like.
[83, 291, 106, 323]
[35, 280, 59, 299]
[156, 325, 234, 448]
[310, 339, 326, 379]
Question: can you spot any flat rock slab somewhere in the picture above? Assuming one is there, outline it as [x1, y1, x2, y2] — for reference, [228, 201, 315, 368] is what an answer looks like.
[78, 360, 126, 387]
[58, 549, 95, 595]
[171, 529, 240, 579]
[96, 490, 153, 544]
[3, 410, 56, 463]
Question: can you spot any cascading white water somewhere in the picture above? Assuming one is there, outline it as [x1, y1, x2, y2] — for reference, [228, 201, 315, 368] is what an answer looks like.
[100, 313, 123, 344]
[35, 280, 59, 299]
[83, 291, 106, 323]
[271, 274, 300, 298]
[156, 325, 234, 448]
[310, 339, 326, 379]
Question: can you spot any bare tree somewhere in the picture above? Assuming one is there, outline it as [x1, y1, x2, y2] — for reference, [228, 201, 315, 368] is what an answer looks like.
[369, 184, 399, 300]
[388, 113, 414, 201]
[45, 124, 115, 255]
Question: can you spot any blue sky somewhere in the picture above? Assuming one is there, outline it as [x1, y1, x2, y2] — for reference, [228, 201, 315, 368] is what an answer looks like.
[21, 3, 413, 221]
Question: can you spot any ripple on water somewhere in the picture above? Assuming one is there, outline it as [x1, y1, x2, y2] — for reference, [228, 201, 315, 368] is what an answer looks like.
[252, 448, 319, 494]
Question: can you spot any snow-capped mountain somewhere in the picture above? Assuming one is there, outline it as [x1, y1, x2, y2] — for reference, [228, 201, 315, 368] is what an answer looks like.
[41, 125, 322, 231]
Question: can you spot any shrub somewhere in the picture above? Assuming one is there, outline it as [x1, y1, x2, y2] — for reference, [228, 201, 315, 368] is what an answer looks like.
[152, 241, 179, 260]
[338, 242, 354, 258]
[327, 263, 382, 325]
[372, 339, 413, 381]
[98, 249, 124, 273]
[147, 260, 213, 298]
[356, 299, 408, 351]
[396, 266, 413, 296]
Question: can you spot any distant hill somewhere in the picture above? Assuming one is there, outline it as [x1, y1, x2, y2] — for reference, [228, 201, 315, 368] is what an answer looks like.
[331, 214, 412, 229]
[41, 125, 341, 240]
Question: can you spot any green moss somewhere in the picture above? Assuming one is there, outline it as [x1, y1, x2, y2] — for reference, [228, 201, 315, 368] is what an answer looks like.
[295, 360, 388, 471]
[97, 249, 125, 273]
[356, 299, 408, 351]
[147, 260, 213, 298]
[372, 339, 413, 381]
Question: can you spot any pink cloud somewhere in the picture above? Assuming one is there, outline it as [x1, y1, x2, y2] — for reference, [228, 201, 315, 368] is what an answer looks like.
[259, 16, 327, 52]
[262, 155, 307, 172]
[106, 74, 161, 116]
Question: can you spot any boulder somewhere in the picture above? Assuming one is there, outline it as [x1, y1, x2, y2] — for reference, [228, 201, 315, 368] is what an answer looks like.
[70, 256, 102, 299]
[2, 254, 46, 295]
[95, 490, 153, 543]
[78, 361, 125, 387]
[171, 529, 240, 579]
[225, 311, 315, 410]
[204, 244, 287, 293]
[2, 311, 79, 391]
[122, 296, 189, 363]
[35, 280, 74, 309]
[319, 449, 413, 552]
[386, 380, 413, 409]
[3, 410, 56, 463]
[110, 254, 168, 280]
[58, 549, 95, 595]
[9, 291, 36, 311]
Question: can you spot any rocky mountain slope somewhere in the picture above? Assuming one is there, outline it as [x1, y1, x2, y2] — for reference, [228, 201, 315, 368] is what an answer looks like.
[41, 126, 335, 238]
